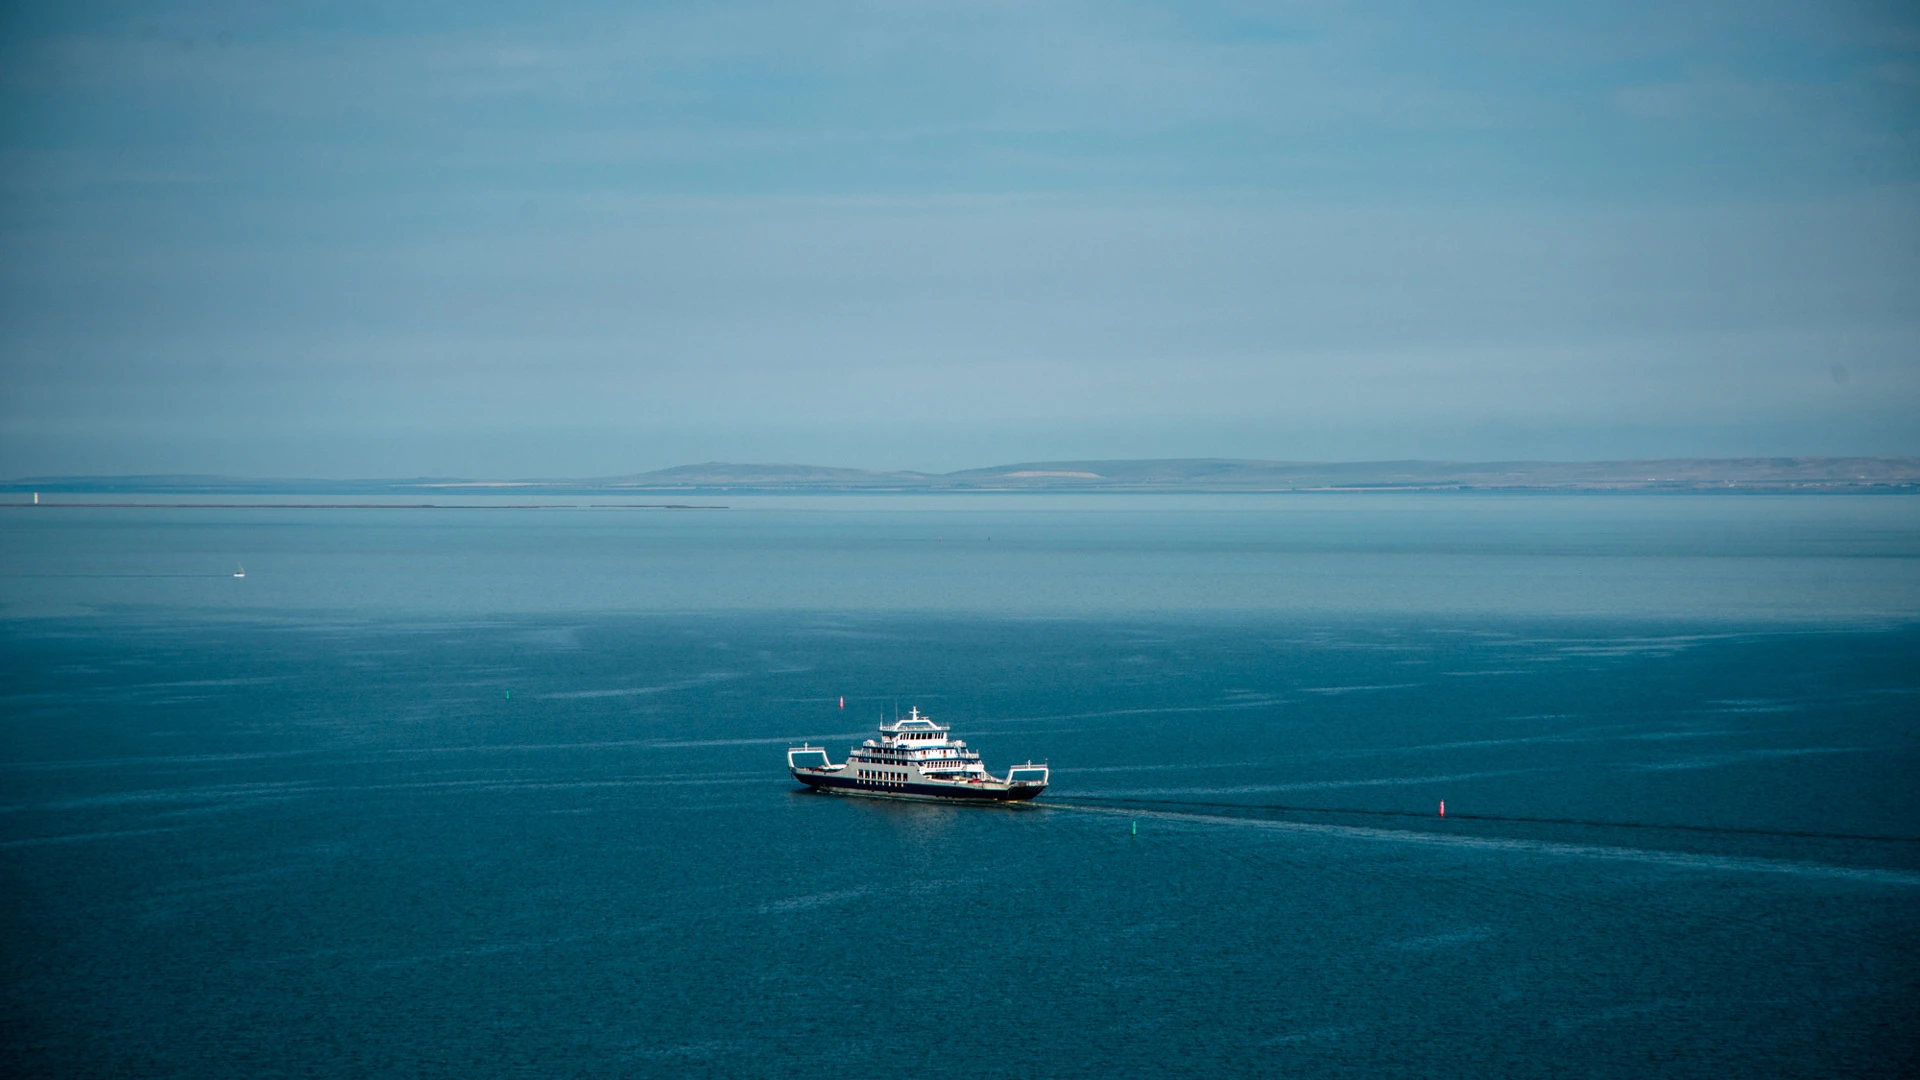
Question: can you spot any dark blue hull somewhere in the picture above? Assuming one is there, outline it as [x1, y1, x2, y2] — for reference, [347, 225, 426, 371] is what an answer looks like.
[792, 770, 1045, 802]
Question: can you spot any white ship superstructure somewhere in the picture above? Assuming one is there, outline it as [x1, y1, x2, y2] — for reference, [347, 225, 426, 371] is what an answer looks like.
[787, 707, 1049, 802]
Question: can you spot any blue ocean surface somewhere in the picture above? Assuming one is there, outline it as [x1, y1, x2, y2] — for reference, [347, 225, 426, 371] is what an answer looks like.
[1, 494, 1916, 1077]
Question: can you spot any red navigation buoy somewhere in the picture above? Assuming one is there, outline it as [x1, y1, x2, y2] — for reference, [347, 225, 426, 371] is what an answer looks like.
[839, 696, 845, 709]
[1439, 800, 1446, 818]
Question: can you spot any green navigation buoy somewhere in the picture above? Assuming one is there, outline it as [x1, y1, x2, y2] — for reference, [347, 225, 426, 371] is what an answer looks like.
[1131, 820, 1137, 836]
[505, 689, 510, 701]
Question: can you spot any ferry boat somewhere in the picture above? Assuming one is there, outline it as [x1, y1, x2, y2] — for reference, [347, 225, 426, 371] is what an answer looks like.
[787, 707, 1049, 802]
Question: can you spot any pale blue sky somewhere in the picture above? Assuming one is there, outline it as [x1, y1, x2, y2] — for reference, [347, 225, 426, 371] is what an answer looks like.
[2, 1, 1916, 476]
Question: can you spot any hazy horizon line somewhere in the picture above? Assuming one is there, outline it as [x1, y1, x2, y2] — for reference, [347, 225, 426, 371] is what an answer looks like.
[8, 454, 1920, 487]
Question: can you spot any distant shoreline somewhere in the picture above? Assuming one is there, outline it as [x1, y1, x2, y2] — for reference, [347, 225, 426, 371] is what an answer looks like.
[5, 457, 1917, 497]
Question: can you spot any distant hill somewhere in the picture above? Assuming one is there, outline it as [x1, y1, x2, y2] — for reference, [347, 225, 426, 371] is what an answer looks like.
[924, 457, 1920, 492]
[6, 457, 1918, 495]
[545, 456, 1920, 492]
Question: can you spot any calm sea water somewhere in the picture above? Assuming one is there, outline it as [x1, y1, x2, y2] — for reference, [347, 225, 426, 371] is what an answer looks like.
[1, 495, 1917, 1077]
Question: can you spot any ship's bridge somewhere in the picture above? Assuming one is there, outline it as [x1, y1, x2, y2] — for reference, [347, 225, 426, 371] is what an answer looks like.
[879, 706, 952, 745]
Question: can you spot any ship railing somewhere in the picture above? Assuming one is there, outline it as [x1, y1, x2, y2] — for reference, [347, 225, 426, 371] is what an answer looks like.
[787, 745, 835, 771]
[1006, 762, 1050, 786]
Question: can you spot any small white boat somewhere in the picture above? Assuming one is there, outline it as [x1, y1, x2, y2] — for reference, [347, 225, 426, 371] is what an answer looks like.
[233, 564, 246, 578]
